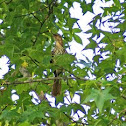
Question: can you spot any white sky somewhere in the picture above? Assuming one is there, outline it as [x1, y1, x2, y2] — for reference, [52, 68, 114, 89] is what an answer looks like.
[0, 56, 9, 78]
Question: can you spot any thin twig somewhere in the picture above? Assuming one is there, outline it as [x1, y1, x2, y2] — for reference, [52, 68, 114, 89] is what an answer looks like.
[121, 94, 126, 100]
[14, 7, 48, 18]
[65, 95, 71, 104]
[28, 56, 39, 66]
[14, 12, 34, 18]
[32, 14, 42, 24]
[108, 108, 126, 125]
[32, 22, 43, 46]
[1, 104, 8, 111]
[22, 54, 39, 66]
[32, 14, 51, 46]
[2, 77, 87, 85]
[32, 0, 56, 46]
[63, 112, 86, 125]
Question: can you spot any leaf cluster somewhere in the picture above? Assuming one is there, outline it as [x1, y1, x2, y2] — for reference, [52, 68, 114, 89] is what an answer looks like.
[0, 0, 126, 125]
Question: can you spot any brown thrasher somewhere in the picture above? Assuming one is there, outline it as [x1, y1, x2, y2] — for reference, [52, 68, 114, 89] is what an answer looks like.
[51, 34, 66, 96]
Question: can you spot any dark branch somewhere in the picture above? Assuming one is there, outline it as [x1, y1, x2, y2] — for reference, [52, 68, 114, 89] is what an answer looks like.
[32, 22, 43, 46]
[32, 14, 42, 24]
[28, 56, 39, 66]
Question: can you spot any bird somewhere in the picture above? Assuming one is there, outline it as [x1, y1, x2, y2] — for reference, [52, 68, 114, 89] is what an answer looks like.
[51, 34, 66, 96]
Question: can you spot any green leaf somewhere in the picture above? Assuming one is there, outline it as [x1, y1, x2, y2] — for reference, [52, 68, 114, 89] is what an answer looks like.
[42, 55, 52, 65]
[93, 55, 101, 64]
[81, 2, 93, 14]
[54, 53, 75, 67]
[113, 0, 121, 9]
[18, 121, 31, 126]
[21, 0, 29, 10]
[73, 34, 82, 44]
[55, 94, 64, 105]
[0, 0, 126, 124]
[121, 123, 126, 126]
[71, 103, 86, 114]
[85, 39, 97, 50]
[18, 105, 46, 123]
[15, 84, 30, 94]
[72, 28, 81, 33]
[66, 18, 78, 29]
[84, 88, 116, 113]
[0, 109, 20, 122]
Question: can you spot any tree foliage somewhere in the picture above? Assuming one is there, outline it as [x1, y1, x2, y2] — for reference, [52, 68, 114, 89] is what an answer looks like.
[0, 0, 126, 125]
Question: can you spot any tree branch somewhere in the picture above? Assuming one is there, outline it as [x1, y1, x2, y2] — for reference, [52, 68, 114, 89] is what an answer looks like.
[2, 77, 87, 85]
[56, 65, 84, 81]
[32, 0, 56, 46]
[13, 1, 56, 46]
[14, 7, 48, 18]
[108, 108, 126, 125]
[63, 112, 86, 125]
[32, 14, 42, 23]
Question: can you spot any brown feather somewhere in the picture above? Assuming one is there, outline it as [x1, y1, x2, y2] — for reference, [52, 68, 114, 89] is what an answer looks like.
[51, 34, 66, 96]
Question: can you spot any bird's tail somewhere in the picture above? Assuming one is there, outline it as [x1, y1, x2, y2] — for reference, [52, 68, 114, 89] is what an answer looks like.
[52, 79, 61, 96]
